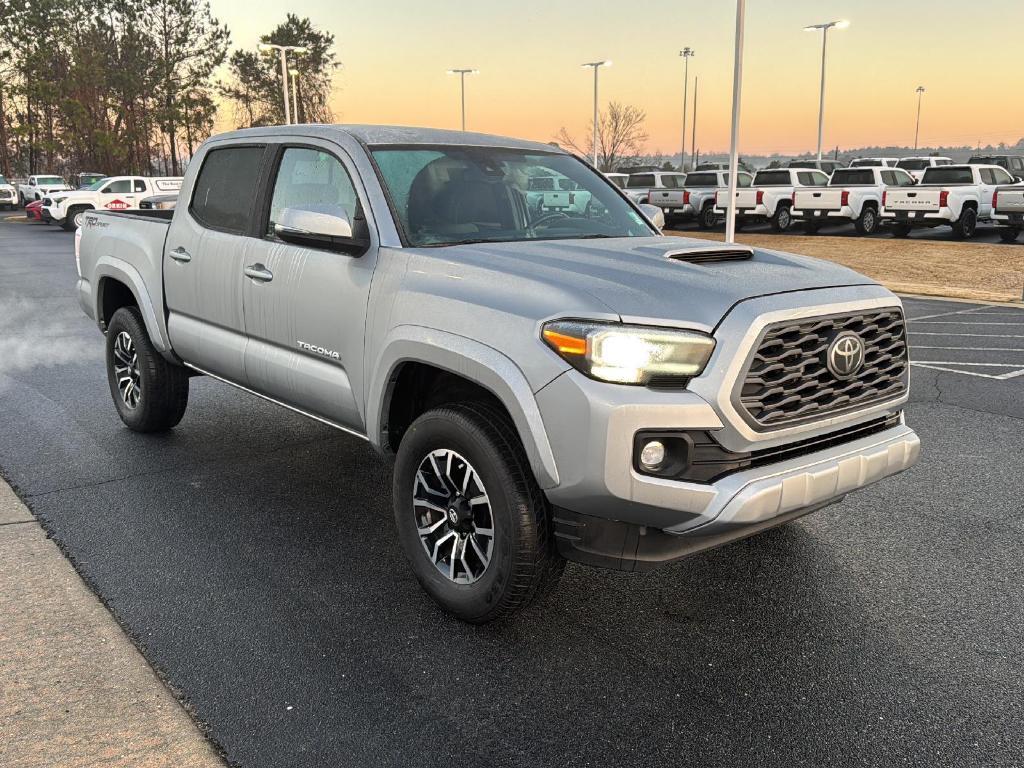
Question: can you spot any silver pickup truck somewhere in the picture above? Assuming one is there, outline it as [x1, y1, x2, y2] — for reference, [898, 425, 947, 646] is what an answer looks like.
[75, 125, 920, 623]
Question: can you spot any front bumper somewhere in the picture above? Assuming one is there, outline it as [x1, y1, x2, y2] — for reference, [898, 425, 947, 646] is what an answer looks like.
[536, 287, 918, 569]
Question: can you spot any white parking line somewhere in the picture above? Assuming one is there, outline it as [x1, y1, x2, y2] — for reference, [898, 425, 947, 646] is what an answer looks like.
[912, 346, 1024, 352]
[910, 321, 1024, 326]
[906, 307, 988, 321]
[909, 332, 1024, 338]
[911, 361, 1024, 380]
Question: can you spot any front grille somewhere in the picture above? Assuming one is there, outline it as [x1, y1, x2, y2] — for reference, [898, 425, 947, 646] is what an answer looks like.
[738, 309, 908, 428]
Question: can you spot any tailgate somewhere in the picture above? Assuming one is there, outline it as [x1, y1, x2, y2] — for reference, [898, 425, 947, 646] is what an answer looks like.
[649, 188, 685, 205]
[885, 189, 941, 211]
[717, 189, 757, 208]
[794, 189, 843, 210]
[995, 188, 1024, 214]
[542, 191, 575, 208]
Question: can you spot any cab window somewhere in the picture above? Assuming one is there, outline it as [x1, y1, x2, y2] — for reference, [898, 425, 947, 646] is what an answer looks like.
[103, 179, 133, 194]
[133, 180, 147, 193]
[267, 147, 359, 237]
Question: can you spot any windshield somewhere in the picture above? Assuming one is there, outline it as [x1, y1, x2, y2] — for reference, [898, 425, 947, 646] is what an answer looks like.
[36, 176, 65, 185]
[897, 159, 929, 171]
[921, 167, 974, 185]
[370, 146, 653, 247]
[85, 178, 111, 191]
[0, 175, 8, 185]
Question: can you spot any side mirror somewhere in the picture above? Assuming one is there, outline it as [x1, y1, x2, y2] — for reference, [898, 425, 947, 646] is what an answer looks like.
[640, 203, 665, 230]
[274, 205, 368, 255]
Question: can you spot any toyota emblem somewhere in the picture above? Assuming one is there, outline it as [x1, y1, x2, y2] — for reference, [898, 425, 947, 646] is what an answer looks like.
[826, 332, 866, 379]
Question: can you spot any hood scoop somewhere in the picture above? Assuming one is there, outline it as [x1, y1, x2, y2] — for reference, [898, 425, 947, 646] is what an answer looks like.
[664, 244, 755, 264]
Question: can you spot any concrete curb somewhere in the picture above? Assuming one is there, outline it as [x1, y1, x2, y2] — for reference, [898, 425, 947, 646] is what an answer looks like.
[0, 478, 227, 768]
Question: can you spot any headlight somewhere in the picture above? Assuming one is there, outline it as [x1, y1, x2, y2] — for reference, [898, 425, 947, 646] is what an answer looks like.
[542, 320, 715, 385]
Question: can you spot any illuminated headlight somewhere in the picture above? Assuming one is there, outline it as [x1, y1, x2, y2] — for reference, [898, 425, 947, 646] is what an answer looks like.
[542, 320, 715, 385]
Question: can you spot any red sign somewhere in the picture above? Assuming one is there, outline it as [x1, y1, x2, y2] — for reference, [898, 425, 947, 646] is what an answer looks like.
[105, 199, 130, 210]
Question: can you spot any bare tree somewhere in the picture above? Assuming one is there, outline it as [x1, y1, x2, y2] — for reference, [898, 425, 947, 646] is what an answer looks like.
[555, 102, 649, 171]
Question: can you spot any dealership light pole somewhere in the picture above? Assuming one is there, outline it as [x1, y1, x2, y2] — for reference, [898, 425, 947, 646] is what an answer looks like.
[582, 60, 611, 168]
[447, 68, 478, 131]
[804, 20, 849, 162]
[691, 75, 699, 168]
[288, 68, 300, 123]
[258, 43, 308, 124]
[914, 85, 926, 150]
[679, 48, 694, 171]
[724, 0, 746, 244]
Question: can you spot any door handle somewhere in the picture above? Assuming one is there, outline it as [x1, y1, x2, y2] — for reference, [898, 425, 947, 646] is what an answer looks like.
[244, 264, 274, 282]
[169, 247, 191, 263]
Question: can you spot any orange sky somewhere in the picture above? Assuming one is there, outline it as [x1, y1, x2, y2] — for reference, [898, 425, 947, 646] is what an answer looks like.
[211, 0, 1024, 155]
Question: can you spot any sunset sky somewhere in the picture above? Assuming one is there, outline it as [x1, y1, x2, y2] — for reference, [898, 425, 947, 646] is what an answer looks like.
[210, 0, 1024, 155]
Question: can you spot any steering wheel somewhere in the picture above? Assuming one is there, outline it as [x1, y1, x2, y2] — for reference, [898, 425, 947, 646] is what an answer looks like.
[531, 211, 571, 229]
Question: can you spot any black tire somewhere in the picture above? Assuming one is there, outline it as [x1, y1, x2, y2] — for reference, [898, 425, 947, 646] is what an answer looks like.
[770, 204, 792, 232]
[999, 227, 1021, 243]
[951, 207, 978, 239]
[62, 205, 87, 232]
[105, 306, 189, 432]
[697, 203, 717, 229]
[393, 402, 564, 623]
[891, 224, 912, 238]
[802, 220, 820, 235]
[854, 205, 879, 235]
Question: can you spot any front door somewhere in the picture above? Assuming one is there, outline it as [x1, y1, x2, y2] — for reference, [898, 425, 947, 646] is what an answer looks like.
[163, 143, 269, 383]
[241, 144, 378, 431]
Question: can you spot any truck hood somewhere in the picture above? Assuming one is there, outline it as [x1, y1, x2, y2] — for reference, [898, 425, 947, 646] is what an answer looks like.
[417, 235, 877, 331]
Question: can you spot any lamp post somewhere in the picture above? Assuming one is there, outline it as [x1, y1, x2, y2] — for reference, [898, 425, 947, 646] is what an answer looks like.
[679, 48, 694, 171]
[582, 60, 611, 168]
[914, 86, 926, 150]
[446, 68, 478, 131]
[258, 43, 308, 124]
[804, 20, 848, 162]
[724, 0, 746, 244]
[691, 75, 699, 169]
[288, 68, 299, 123]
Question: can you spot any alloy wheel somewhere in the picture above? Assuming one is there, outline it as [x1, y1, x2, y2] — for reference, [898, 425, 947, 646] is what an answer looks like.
[112, 331, 142, 408]
[412, 448, 494, 584]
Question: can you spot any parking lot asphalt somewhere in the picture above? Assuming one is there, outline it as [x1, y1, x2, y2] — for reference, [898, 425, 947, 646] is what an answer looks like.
[2, 219, 1023, 768]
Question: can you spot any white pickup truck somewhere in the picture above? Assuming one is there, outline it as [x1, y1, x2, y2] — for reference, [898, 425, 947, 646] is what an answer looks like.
[622, 171, 686, 205]
[649, 169, 753, 228]
[848, 158, 900, 168]
[715, 168, 829, 231]
[991, 186, 1024, 242]
[0, 174, 18, 210]
[793, 166, 916, 235]
[43, 175, 183, 230]
[18, 174, 70, 205]
[894, 156, 953, 182]
[525, 175, 592, 215]
[881, 164, 1019, 239]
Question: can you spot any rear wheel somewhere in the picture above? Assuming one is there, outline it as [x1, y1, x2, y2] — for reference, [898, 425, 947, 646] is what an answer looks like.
[105, 307, 189, 432]
[770, 204, 792, 232]
[697, 204, 717, 229]
[393, 402, 563, 623]
[999, 227, 1021, 243]
[891, 224, 912, 238]
[951, 207, 978, 239]
[854, 206, 879, 235]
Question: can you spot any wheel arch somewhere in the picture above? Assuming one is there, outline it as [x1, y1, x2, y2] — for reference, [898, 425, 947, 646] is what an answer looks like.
[367, 327, 561, 489]
[93, 260, 173, 355]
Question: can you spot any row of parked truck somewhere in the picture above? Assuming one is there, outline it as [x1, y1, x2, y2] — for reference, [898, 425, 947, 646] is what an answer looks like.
[601, 154, 1024, 241]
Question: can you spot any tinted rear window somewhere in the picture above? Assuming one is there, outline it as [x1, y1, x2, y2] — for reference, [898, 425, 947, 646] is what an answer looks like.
[685, 172, 718, 187]
[191, 146, 265, 234]
[627, 174, 655, 188]
[830, 169, 875, 186]
[753, 170, 792, 186]
[921, 167, 974, 185]
[897, 159, 929, 171]
[850, 159, 882, 167]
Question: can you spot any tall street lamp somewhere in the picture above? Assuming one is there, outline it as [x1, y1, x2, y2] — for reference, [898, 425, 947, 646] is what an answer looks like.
[582, 60, 611, 168]
[724, 0, 746, 244]
[446, 68, 478, 131]
[679, 48, 694, 171]
[258, 43, 308, 124]
[804, 20, 849, 162]
[288, 68, 300, 123]
[914, 86, 926, 150]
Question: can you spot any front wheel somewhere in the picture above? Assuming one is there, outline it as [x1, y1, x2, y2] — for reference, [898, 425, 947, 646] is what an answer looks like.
[105, 307, 189, 432]
[951, 207, 978, 239]
[63, 205, 89, 231]
[770, 205, 792, 232]
[393, 403, 564, 623]
[999, 227, 1021, 243]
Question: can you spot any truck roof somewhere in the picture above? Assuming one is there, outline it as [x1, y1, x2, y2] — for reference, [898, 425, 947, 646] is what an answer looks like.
[211, 124, 563, 154]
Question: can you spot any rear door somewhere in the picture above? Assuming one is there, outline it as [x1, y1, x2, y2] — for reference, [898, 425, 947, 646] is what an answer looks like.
[164, 143, 269, 383]
[240, 143, 379, 431]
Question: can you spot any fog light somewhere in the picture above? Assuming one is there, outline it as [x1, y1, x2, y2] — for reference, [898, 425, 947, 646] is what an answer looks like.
[639, 440, 666, 469]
